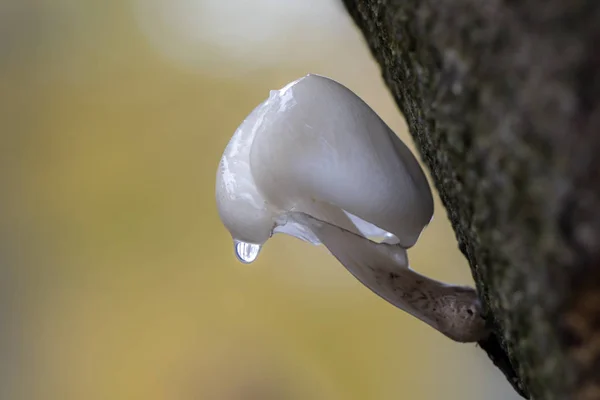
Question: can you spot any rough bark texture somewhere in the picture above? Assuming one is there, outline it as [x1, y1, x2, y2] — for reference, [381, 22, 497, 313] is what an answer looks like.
[341, 1, 600, 399]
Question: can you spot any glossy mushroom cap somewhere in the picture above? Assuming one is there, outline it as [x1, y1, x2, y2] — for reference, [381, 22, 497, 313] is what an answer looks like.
[216, 74, 434, 257]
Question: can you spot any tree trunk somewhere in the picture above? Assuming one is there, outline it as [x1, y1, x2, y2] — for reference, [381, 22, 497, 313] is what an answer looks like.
[341, 1, 600, 399]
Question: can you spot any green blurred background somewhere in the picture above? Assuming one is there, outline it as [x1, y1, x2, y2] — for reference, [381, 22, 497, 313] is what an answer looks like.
[1, 1, 521, 399]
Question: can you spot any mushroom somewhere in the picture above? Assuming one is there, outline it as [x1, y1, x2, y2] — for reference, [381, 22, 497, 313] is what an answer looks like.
[215, 74, 488, 343]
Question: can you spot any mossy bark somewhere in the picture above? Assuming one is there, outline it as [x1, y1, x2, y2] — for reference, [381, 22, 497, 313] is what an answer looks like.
[341, 1, 600, 399]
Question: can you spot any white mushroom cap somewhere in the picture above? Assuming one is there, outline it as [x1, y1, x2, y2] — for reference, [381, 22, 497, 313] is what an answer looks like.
[216, 74, 433, 253]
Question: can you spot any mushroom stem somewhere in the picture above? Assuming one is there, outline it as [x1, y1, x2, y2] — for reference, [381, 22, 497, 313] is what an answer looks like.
[289, 212, 489, 343]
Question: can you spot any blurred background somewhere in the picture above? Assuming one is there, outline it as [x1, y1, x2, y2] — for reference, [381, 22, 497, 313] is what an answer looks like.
[1, 0, 521, 399]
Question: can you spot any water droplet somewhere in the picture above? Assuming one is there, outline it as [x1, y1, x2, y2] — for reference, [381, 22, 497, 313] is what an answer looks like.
[234, 240, 261, 264]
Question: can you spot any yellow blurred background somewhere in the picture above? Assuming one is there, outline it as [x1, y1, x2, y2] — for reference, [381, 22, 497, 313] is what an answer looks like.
[1, 1, 520, 399]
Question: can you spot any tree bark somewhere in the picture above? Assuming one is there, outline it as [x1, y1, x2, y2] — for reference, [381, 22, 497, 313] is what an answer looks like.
[341, 1, 600, 399]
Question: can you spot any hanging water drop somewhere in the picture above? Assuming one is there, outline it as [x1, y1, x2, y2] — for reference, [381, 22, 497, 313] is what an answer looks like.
[234, 240, 261, 263]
